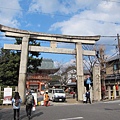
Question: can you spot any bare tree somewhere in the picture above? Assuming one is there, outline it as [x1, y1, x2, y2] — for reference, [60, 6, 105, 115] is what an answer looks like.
[83, 44, 106, 79]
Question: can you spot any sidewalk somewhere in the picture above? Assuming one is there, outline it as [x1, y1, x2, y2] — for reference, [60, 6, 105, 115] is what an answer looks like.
[66, 98, 79, 103]
[1, 97, 119, 109]
[0, 98, 79, 109]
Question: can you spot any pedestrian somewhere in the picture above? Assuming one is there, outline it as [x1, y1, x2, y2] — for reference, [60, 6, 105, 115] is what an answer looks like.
[101, 85, 105, 100]
[25, 90, 35, 119]
[116, 83, 119, 91]
[44, 91, 49, 107]
[12, 92, 22, 120]
[73, 91, 75, 99]
[85, 90, 91, 104]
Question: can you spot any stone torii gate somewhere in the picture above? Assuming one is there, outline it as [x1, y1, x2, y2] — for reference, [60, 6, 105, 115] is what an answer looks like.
[0, 24, 100, 102]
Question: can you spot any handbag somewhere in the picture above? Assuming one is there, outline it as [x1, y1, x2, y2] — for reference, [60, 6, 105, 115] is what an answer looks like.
[32, 106, 36, 112]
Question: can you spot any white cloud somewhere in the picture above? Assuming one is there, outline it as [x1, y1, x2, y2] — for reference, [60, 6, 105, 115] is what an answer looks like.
[27, 0, 120, 38]
[29, 0, 60, 13]
[0, 0, 22, 27]
[48, 1, 120, 57]
[50, 1, 120, 36]
[29, 0, 98, 14]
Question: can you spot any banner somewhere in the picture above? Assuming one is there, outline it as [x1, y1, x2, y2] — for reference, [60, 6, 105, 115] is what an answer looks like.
[3, 87, 12, 104]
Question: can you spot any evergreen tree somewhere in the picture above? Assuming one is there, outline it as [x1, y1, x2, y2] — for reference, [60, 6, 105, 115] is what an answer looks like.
[0, 38, 42, 86]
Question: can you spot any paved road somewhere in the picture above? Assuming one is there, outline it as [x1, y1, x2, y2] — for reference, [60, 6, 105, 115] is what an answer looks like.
[0, 100, 120, 120]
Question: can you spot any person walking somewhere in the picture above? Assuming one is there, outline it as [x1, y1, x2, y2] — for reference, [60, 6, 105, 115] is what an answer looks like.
[25, 90, 34, 119]
[73, 91, 75, 99]
[101, 85, 105, 100]
[44, 91, 49, 107]
[86, 90, 91, 104]
[12, 92, 22, 120]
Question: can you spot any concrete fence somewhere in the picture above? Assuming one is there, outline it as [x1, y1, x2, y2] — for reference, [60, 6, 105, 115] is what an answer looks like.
[105, 85, 120, 100]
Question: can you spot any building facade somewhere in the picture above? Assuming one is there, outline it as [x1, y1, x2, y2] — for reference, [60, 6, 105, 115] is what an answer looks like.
[105, 55, 120, 99]
[105, 55, 120, 85]
[26, 59, 59, 94]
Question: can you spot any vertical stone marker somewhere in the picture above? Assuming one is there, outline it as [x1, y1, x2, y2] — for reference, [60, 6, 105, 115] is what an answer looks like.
[93, 65, 101, 101]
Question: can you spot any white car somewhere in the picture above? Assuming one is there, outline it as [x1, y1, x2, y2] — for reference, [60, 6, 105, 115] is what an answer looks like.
[48, 88, 66, 102]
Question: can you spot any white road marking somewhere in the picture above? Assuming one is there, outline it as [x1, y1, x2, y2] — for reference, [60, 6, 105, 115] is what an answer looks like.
[53, 103, 79, 106]
[58, 117, 83, 120]
[103, 100, 120, 103]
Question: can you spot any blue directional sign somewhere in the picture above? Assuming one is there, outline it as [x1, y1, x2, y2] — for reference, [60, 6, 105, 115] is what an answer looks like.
[86, 78, 92, 84]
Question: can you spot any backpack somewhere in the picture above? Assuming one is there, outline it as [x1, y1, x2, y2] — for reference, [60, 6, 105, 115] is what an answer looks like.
[15, 99, 19, 107]
[26, 95, 33, 105]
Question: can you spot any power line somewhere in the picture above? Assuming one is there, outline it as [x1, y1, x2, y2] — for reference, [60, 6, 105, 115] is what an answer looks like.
[0, 1, 120, 25]
[0, 6, 24, 11]
[106, 50, 118, 59]
[0, 39, 15, 41]
[96, 44, 117, 46]
[103, 0, 120, 3]
[0, 0, 120, 12]
[0, 35, 5, 37]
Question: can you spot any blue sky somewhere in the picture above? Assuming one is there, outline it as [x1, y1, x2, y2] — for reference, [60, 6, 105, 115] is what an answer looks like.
[0, 0, 120, 66]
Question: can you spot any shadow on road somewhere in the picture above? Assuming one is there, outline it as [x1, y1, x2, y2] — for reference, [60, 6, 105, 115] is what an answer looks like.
[104, 108, 120, 111]
[20, 112, 43, 120]
[31, 112, 43, 119]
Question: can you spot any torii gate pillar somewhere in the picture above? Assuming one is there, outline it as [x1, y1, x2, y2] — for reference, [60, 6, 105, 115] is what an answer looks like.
[76, 43, 84, 101]
[18, 36, 29, 102]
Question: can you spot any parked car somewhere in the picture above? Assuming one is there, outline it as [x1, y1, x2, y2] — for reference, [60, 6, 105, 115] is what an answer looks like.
[48, 88, 66, 102]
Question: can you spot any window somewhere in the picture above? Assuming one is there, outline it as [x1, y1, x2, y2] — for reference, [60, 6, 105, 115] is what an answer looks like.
[48, 89, 52, 93]
[113, 64, 119, 71]
[55, 90, 64, 93]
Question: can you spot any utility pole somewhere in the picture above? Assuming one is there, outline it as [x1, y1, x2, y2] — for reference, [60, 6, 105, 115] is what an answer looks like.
[117, 34, 120, 78]
[117, 34, 120, 63]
